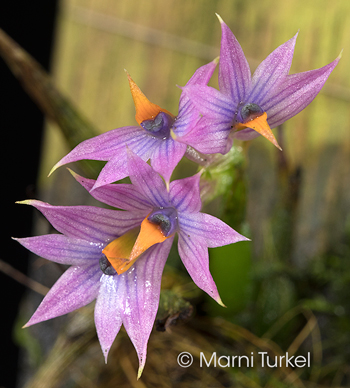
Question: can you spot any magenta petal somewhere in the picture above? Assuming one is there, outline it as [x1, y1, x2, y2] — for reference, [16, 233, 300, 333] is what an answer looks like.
[169, 173, 202, 213]
[50, 126, 142, 174]
[185, 58, 218, 87]
[94, 274, 123, 362]
[92, 133, 159, 188]
[178, 212, 249, 247]
[218, 16, 251, 103]
[13, 235, 103, 265]
[72, 171, 152, 212]
[178, 233, 222, 304]
[121, 237, 174, 377]
[150, 138, 187, 182]
[175, 58, 218, 138]
[178, 116, 231, 154]
[248, 33, 298, 104]
[182, 84, 234, 121]
[127, 151, 170, 208]
[264, 55, 340, 128]
[23, 200, 143, 242]
[24, 263, 101, 327]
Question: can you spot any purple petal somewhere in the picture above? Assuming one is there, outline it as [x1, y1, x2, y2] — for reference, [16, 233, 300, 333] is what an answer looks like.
[264, 55, 340, 128]
[150, 138, 187, 182]
[178, 233, 223, 304]
[232, 127, 260, 141]
[217, 16, 251, 103]
[120, 237, 174, 377]
[172, 101, 201, 138]
[178, 212, 249, 247]
[93, 132, 159, 188]
[248, 33, 298, 105]
[24, 263, 101, 327]
[182, 84, 235, 122]
[13, 235, 103, 265]
[169, 173, 202, 213]
[185, 58, 218, 87]
[177, 116, 231, 154]
[50, 126, 143, 175]
[71, 171, 152, 212]
[175, 59, 218, 138]
[94, 274, 123, 362]
[127, 150, 170, 208]
[21, 200, 144, 242]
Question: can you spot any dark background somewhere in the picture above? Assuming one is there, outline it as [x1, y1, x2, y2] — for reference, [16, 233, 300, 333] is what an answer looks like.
[0, 2, 57, 387]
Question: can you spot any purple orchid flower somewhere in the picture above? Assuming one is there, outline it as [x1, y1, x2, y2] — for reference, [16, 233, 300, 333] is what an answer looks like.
[49, 59, 219, 189]
[183, 15, 341, 151]
[15, 151, 248, 377]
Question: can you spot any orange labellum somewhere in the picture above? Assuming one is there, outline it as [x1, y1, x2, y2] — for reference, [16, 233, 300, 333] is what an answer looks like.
[102, 216, 170, 275]
[126, 71, 174, 125]
[236, 112, 282, 151]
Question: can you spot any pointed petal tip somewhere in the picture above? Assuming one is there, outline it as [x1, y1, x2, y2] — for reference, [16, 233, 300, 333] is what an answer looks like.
[137, 364, 145, 380]
[48, 163, 60, 177]
[66, 168, 81, 181]
[15, 199, 33, 205]
[215, 13, 224, 24]
[213, 56, 220, 65]
[103, 348, 110, 364]
[216, 295, 226, 308]
[338, 49, 343, 59]
[22, 320, 33, 329]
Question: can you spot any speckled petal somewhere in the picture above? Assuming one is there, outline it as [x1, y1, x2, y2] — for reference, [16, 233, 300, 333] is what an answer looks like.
[13, 235, 104, 265]
[175, 58, 218, 138]
[178, 232, 223, 305]
[150, 138, 187, 183]
[178, 212, 249, 247]
[71, 171, 152, 212]
[92, 132, 159, 189]
[169, 173, 202, 213]
[248, 33, 298, 105]
[263, 55, 340, 128]
[120, 237, 174, 377]
[177, 116, 232, 154]
[217, 15, 251, 103]
[24, 263, 101, 327]
[182, 84, 235, 122]
[94, 274, 123, 362]
[127, 150, 170, 208]
[49, 126, 142, 176]
[19, 200, 143, 243]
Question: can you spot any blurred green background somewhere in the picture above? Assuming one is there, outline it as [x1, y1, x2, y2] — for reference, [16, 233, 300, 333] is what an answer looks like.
[6, 0, 350, 386]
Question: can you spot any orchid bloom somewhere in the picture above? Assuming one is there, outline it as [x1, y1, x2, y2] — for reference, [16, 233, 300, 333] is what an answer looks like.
[15, 151, 248, 377]
[49, 59, 219, 189]
[183, 15, 341, 151]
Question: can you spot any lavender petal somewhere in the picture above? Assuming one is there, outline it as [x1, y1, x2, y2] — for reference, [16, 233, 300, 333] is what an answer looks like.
[217, 16, 251, 104]
[13, 235, 103, 265]
[24, 263, 101, 327]
[169, 173, 202, 213]
[178, 232, 223, 305]
[20, 200, 144, 243]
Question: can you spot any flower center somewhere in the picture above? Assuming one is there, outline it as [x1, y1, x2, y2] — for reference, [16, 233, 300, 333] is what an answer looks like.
[99, 255, 117, 276]
[140, 111, 174, 140]
[236, 102, 264, 124]
[101, 207, 178, 275]
[232, 102, 282, 150]
[147, 207, 178, 237]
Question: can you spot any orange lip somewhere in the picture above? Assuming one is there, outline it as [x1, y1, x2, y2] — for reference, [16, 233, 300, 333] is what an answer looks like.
[126, 71, 174, 125]
[235, 112, 282, 150]
[102, 215, 171, 275]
